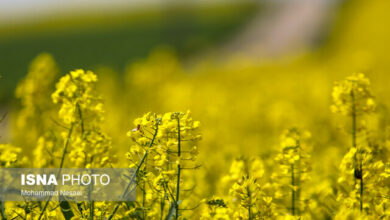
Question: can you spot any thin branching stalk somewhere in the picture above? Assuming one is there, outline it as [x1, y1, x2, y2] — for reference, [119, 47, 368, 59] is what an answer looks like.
[142, 155, 148, 220]
[291, 164, 295, 216]
[360, 162, 364, 212]
[89, 202, 94, 220]
[351, 91, 358, 185]
[56, 102, 88, 220]
[107, 120, 160, 220]
[38, 122, 74, 220]
[247, 185, 252, 220]
[162, 150, 171, 220]
[351, 91, 365, 212]
[296, 141, 301, 216]
[160, 193, 165, 220]
[88, 175, 94, 220]
[76, 103, 93, 220]
[76, 103, 85, 135]
[175, 117, 181, 220]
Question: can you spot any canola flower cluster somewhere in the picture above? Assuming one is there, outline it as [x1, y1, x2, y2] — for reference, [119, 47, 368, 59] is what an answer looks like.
[52, 69, 112, 168]
[333, 74, 389, 218]
[121, 111, 201, 219]
[2, 51, 390, 220]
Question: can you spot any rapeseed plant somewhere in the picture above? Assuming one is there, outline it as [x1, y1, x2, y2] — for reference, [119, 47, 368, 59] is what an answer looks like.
[273, 128, 312, 218]
[333, 73, 390, 218]
[13, 53, 59, 150]
[114, 111, 201, 219]
[50, 69, 115, 219]
[225, 157, 276, 219]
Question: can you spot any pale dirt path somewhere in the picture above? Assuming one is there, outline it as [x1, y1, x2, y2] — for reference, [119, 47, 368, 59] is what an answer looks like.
[225, 0, 340, 58]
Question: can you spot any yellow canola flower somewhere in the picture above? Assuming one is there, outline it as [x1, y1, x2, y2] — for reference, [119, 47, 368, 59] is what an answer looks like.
[0, 144, 27, 168]
[124, 111, 201, 219]
[52, 69, 102, 125]
[331, 73, 375, 116]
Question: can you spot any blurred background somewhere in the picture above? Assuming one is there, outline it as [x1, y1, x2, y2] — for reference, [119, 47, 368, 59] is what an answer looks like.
[0, 0, 340, 103]
[0, 0, 256, 102]
[1, 0, 390, 193]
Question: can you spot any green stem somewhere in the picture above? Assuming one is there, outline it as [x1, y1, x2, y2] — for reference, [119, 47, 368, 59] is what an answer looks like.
[76, 103, 84, 135]
[175, 117, 181, 220]
[142, 155, 147, 220]
[107, 121, 160, 220]
[351, 91, 358, 186]
[38, 123, 74, 220]
[89, 199, 94, 220]
[160, 194, 165, 220]
[247, 185, 252, 220]
[76, 104, 93, 220]
[296, 141, 301, 216]
[360, 162, 364, 212]
[291, 164, 295, 216]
